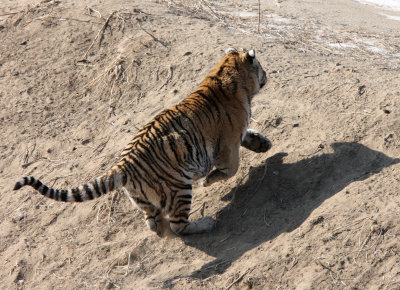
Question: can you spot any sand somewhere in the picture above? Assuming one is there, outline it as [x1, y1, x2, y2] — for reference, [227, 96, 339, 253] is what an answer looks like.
[1, 0, 400, 288]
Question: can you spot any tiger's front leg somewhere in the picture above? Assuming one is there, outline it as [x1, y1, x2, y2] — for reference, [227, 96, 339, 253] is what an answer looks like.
[203, 145, 240, 187]
[241, 129, 272, 153]
[169, 189, 215, 235]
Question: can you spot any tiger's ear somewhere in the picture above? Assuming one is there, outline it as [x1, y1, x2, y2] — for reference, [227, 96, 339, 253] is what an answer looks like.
[225, 47, 237, 54]
[246, 49, 256, 62]
[248, 49, 255, 58]
[246, 49, 256, 63]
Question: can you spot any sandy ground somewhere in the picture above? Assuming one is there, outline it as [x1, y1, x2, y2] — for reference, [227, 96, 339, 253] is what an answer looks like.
[1, 0, 400, 289]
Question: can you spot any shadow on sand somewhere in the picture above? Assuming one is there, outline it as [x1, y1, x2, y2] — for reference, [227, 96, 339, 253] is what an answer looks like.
[177, 142, 399, 280]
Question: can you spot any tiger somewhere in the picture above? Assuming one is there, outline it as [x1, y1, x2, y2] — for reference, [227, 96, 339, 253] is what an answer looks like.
[14, 47, 271, 236]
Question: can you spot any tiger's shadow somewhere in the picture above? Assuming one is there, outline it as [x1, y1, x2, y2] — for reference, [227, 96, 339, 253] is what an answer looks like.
[181, 142, 400, 280]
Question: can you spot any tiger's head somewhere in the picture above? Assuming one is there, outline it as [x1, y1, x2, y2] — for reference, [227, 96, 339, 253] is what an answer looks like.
[224, 47, 267, 95]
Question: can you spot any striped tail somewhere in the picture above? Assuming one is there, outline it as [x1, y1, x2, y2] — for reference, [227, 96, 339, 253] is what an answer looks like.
[13, 165, 128, 202]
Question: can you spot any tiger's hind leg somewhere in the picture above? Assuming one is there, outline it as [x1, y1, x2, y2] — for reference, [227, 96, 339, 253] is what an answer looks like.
[143, 207, 164, 236]
[128, 195, 164, 236]
[169, 190, 215, 235]
[122, 186, 165, 235]
[241, 129, 272, 153]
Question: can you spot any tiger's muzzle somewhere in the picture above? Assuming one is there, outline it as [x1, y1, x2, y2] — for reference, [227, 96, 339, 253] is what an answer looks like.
[260, 70, 267, 88]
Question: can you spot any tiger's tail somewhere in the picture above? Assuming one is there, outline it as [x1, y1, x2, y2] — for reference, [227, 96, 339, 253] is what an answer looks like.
[13, 163, 128, 202]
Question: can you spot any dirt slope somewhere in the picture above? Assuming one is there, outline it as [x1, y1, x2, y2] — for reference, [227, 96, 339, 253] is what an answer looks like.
[1, 0, 400, 289]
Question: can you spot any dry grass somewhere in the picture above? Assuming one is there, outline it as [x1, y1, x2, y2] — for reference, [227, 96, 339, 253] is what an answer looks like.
[161, 0, 400, 65]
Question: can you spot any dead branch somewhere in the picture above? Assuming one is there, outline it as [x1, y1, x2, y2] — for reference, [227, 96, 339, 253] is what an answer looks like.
[225, 269, 250, 290]
[137, 23, 168, 48]
[83, 10, 117, 60]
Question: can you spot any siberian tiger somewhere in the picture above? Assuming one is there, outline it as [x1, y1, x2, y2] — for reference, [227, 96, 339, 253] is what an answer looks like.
[14, 47, 271, 235]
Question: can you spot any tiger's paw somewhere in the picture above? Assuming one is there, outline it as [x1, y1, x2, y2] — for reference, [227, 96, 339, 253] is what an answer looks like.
[254, 135, 272, 153]
[202, 179, 211, 187]
[193, 216, 216, 233]
[170, 216, 216, 235]
[202, 175, 214, 187]
[242, 129, 272, 153]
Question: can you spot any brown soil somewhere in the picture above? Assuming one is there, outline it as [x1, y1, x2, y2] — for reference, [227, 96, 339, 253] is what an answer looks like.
[1, 0, 400, 289]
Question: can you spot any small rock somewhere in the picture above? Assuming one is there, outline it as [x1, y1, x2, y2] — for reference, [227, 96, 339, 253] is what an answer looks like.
[384, 133, 393, 142]
[12, 214, 25, 223]
[274, 117, 282, 127]
[311, 216, 324, 225]
[371, 224, 381, 234]
[358, 85, 366, 96]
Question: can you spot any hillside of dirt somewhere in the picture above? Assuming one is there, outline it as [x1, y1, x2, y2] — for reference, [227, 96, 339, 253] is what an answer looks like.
[1, 0, 400, 289]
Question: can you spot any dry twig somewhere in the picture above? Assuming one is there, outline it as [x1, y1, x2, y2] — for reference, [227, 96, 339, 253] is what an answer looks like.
[138, 22, 167, 48]
[225, 269, 250, 290]
[83, 10, 117, 60]
[257, 0, 261, 33]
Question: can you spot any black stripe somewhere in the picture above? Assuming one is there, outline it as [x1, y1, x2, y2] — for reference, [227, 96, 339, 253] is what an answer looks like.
[148, 111, 190, 174]
[180, 103, 205, 126]
[160, 193, 166, 208]
[175, 106, 205, 139]
[178, 194, 192, 199]
[176, 200, 192, 208]
[186, 98, 214, 123]
[123, 162, 137, 190]
[174, 212, 189, 219]
[49, 188, 55, 199]
[60, 190, 68, 201]
[233, 58, 240, 71]
[216, 62, 226, 76]
[72, 188, 82, 202]
[121, 173, 127, 186]
[169, 182, 192, 190]
[27, 176, 35, 185]
[108, 175, 114, 192]
[124, 162, 147, 200]
[145, 120, 193, 177]
[207, 76, 229, 100]
[132, 155, 159, 192]
[139, 132, 186, 181]
[196, 91, 221, 122]
[163, 111, 201, 163]
[135, 198, 152, 205]
[100, 178, 107, 194]
[42, 185, 49, 195]
[94, 180, 101, 196]
[33, 180, 42, 190]
[84, 184, 94, 200]
[201, 85, 232, 126]
[170, 219, 188, 224]
[126, 159, 146, 195]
